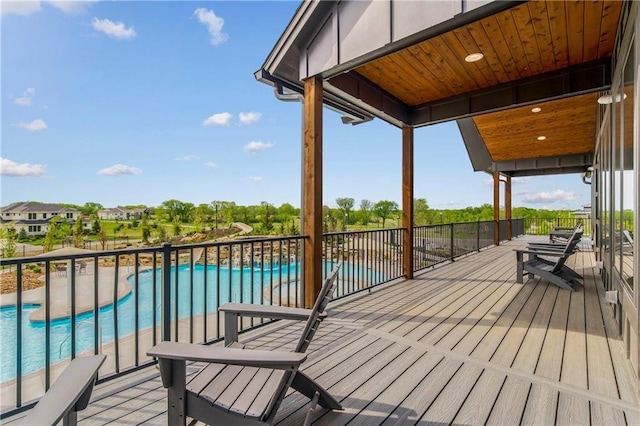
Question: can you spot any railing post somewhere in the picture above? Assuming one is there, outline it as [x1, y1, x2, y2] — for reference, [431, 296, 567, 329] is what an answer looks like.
[477, 220, 480, 251]
[449, 223, 455, 261]
[161, 242, 172, 342]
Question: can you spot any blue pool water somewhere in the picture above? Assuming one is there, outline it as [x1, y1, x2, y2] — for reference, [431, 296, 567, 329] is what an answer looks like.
[0, 262, 373, 383]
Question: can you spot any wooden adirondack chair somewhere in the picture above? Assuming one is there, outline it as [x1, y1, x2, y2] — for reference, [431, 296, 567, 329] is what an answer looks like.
[516, 230, 583, 291]
[148, 264, 343, 426]
[528, 227, 583, 252]
[16, 355, 106, 426]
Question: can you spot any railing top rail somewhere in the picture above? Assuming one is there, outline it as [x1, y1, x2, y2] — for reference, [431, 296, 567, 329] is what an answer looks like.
[322, 228, 403, 237]
[170, 234, 307, 250]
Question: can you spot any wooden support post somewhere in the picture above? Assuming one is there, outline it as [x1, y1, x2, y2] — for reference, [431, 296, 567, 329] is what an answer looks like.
[303, 76, 323, 308]
[493, 171, 500, 246]
[505, 175, 512, 240]
[402, 126, 414, 279]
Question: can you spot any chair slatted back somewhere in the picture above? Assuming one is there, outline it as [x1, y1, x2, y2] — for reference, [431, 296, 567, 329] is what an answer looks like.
[262, 263, 341, 422]
[551, 228, 582, 273]
[295, 263, 341, 353]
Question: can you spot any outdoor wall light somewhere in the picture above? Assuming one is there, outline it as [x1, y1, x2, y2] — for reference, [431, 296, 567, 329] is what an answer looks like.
[531, 107, 541, 113]
[464, 52, 484, 62]
[597, 93, 627, 104]
[537, 136, 546, 141]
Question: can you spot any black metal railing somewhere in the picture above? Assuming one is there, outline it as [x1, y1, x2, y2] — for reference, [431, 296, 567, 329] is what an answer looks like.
[322, 228, 404, 299]
[413, 219, 524, 272]
[0, 221, 524, 417]
[0, 228, 406, 416]
[523, 217, 594, 236]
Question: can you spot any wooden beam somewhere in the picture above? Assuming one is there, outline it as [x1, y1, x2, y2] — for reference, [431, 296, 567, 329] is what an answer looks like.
[493, 171, 500, 245]
[402, 126, 414, 279]
[505, 175, 512, 240]
[303, 76, 323, 308]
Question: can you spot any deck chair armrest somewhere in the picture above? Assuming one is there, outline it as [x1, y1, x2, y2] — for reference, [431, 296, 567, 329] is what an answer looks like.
[220, 303, 327, 345]
[16, 355, 106, 426]
[515, 249, 566, 257]
[148, 342, 306, 370]
[220, 303, 325, 321]
[526, 244, 571, 251]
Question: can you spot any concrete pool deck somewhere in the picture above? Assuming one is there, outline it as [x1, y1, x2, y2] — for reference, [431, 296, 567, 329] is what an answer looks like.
[0, 265, 134, 322]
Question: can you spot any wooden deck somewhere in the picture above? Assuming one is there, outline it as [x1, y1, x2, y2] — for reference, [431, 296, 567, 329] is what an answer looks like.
[6, 236, 639, 425]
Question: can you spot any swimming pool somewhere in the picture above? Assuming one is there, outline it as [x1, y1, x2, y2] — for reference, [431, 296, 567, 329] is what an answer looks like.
[0, 262, 374, 383]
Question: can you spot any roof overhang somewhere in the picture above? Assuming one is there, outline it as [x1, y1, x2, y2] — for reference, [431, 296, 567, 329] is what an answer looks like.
[258, 0, 627, 176]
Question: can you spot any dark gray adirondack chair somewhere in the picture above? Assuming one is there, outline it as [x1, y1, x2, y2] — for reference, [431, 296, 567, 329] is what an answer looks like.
[148, 264, 343, 426]
[528, 228, 583, 252]
[516, 230, 583, 291]
[16, 354, 106, 426]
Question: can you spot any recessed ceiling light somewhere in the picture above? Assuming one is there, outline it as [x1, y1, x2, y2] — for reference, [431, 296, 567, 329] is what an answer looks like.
[597, 93, 627, 104]
[537, 136, 546, 141]
[464, 52, 484, 63]
[531, 107, 541, 113]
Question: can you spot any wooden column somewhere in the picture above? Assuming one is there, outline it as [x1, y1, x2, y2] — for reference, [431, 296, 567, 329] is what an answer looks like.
[303, 76, 323, 308]
[493, 171, 500, 246]
[402, 126, 414, 279]
[505, 175, 512, 240]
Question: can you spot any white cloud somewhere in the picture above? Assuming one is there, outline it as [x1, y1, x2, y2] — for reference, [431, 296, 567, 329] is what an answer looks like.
[238, 111, 262, 125]
[248, 176, 263, 182]
[204, 161, 216, 168]
[174, 154, 199, 161]
[48, 0, 97, 15]
[193, 8, 228, 46]
[203, 112, 232, 126]
[522, 189, 577, 204]
[14, 87, 35, 106]
[1, 1, 42, 17]
[0, 157, 46, 176]
[92, 17, 137, 39]
[97, 164, 142, 176]
[17, 119, 47, 132]
[244, 141, 273, 153]
[1, 1, 96, 17]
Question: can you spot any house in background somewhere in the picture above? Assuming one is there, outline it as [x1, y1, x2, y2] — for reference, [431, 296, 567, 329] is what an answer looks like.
[98, 207, 147, 221]
[0, 202, 89, 236]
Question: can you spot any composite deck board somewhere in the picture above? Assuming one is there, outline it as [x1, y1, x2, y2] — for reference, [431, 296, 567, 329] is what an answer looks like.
[389, 254, 514, 340]
[6, 236, 638, 425]
[452, 369, 508, 425]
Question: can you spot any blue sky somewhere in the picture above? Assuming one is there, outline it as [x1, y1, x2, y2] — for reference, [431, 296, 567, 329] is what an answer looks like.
[1, 1, 592, 210]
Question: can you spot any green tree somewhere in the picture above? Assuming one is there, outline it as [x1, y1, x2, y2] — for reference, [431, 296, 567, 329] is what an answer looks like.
[287, 218, 299, 235]
[97, 228, 109, 250]
[277, 203, 298, 223]
[155, 226, 168, 243]
[359, 199, 373, 226]
[172, 219, 182, 237]
[259, 202, 274, 233]
[17, 228, 28, 242]
[194, 203, 213, 230]
[80, 202, 103, 216]
[160, 199, 195, 223]
[335, 197, 355, 230]
[373, 200, 398, 228]
[140, 215, 151, 243]
[1, 224, 17, 258]
[92, 218, 101, 234]
[72, 219, 84, 248]
[414, 198, 430, 225]
[43, 217, 60, 252]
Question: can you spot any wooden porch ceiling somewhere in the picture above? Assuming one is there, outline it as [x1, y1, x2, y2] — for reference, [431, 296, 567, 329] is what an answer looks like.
[355, 0, 622, 108]
[351, 0, 622, 170]
[474, 92, 598, 162]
